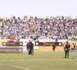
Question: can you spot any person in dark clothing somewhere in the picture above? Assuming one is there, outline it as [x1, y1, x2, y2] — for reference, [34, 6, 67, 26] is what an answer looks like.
[52, 43, 56, 51]
[64, 42, 70, 58]
[26, 40, 34, 55]
[73, 43, 76, 49]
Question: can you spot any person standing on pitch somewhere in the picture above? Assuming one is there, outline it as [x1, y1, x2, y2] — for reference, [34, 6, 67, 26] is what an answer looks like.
[72, 43, 76, 49]
[64, 41, 70, 58]
[52, 39, 57, 51]
[26, 40, 34, 55]
[52, 43, 56, 51]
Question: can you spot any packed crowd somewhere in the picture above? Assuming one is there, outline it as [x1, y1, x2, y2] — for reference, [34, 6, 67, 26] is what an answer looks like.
[0, 16, 77, 39]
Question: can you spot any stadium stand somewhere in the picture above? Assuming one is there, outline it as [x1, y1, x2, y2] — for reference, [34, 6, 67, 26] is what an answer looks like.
[0, 16, 77, 40]
[0, 16, 77, 53]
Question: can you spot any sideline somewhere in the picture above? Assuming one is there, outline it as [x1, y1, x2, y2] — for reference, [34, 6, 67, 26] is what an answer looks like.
[12, 65, 31, 70]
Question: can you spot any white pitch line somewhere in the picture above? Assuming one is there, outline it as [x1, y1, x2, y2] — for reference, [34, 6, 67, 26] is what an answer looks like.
[0, 58, 51, 62]
[12, 65, 31, 70]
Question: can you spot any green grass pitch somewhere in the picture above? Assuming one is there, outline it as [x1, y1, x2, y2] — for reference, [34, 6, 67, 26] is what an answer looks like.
[0, 51, 77, 70]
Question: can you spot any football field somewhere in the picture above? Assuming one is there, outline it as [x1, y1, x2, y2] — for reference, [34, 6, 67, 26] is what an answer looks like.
[0, 51, 77, 70]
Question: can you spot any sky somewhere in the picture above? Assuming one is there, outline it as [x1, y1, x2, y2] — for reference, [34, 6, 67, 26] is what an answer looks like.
[0, 0, 77, 17]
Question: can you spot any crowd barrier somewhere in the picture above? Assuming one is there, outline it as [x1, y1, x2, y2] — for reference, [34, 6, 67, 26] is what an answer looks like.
[0, 47, 23, 53]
